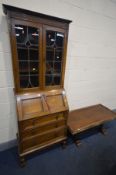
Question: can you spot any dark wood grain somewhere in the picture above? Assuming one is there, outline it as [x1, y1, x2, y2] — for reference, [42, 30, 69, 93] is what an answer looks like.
[3, 4, 72, 25]
[68, 104, 116, 135]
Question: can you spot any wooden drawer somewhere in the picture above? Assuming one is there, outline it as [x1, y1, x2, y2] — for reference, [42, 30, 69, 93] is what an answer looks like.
[21, 127, 67, 151]
[21, 119, 66, 139]
[19, 112, 65, 131]
[34, 113, 65, 127]
[53, 127, 67, 138]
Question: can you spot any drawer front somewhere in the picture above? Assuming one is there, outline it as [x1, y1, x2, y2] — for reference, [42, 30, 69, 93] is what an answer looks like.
[20, 120, 66, 139]
[20, 112, 66, 131]
[21, 127, 67, 151]
[19, 119, 34, 131]
[56, 127, 67, 138]
[34, 113, 65, 127]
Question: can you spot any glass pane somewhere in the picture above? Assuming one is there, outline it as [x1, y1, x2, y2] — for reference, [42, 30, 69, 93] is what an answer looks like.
[30, 49, 38, 61]
[30, 62, 39, 74]
[45, 30, 64, 86]
[46, 31, 64, 48]
[46, 50, 54, 61]
[46, 62, 54, 74]
[18, 48, 28, 60]
[45, 75, 53, 86]
[20, 76, 28, 88]
[15, 24, 39, 88]
[30, 76, 39, 87]
[56, 32, 64, 47]
[19, 61, 28, 74]
[54, 62, 61, 73]
[45, 74, 61, 86]
[46, 31, 55, 47]
[55, 49, 62, 61]
[20, 75, 39, 88]
[28, 27, 39, 46]
[54, 76, 61, 85]
[15, 25, 27, 45]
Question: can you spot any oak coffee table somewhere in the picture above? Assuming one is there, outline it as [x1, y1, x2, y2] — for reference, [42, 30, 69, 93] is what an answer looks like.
[67, 104, 116, 146]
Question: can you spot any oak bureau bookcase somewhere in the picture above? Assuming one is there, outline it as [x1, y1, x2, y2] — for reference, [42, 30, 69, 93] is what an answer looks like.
[3, 4, 71, 166]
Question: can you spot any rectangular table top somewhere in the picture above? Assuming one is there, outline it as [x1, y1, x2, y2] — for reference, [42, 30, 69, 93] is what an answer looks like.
[67, 104, 116, 135]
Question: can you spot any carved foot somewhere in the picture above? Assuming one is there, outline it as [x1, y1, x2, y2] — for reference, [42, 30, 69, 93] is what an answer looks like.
[75, 140, 82, 147]
[20, 156, 26, 167]
[61, 140, 67, 149]
[101, 127, 107, 135]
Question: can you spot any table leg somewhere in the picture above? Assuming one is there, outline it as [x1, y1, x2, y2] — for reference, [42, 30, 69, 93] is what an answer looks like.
[74, 135, 82, 147]
[100, 125, 107, 135]
[61, 140, 67, 149]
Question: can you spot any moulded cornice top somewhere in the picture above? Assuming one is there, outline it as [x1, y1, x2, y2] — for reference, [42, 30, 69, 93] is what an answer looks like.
[3, 4, 72, 24]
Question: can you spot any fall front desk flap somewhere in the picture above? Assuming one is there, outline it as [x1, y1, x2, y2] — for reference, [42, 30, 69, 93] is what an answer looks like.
[16, 89, 69, 121]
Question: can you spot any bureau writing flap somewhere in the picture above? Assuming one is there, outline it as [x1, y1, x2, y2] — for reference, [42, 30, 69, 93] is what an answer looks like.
[44, 89, 69, 113]
[16, 89, 69, 121]
[16, 93, 49, 121]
